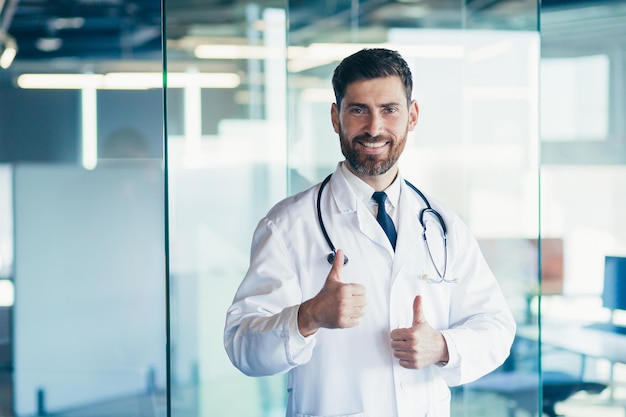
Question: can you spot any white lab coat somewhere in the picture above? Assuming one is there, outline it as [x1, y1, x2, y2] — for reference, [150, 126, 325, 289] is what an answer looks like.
[224, 163, 516, 417]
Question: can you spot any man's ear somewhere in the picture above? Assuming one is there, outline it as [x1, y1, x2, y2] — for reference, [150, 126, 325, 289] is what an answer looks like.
[408, 100, 419, 131]
[331, 103, 340, 134]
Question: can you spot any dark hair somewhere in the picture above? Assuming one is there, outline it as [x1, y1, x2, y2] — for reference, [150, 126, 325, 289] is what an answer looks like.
[332, 48, 413, 108]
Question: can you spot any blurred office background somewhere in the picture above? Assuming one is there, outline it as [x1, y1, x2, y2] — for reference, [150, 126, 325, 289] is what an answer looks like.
[0, 0, 625, 416]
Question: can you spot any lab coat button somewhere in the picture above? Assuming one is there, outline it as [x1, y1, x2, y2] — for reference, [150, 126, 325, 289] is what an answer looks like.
[400, 380, 408, 389]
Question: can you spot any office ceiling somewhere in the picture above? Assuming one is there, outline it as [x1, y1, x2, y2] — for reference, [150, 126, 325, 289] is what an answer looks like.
[3, 0, 162, 61]
[0, 0, 622, 66]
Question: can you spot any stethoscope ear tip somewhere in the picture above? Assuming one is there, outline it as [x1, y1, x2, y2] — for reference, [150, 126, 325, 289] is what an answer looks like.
[327, 252, 349, 265]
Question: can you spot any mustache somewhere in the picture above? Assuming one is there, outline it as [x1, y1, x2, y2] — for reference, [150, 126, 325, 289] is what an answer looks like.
[353, 134, 391, 143]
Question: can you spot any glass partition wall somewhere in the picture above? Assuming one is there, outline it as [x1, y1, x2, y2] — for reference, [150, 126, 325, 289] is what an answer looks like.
[164, 3, 290, 415]
[165, 1, 541, 417]
[0, 6, 167, 417]
[0, 1, 167, 416]
[0, 0, 543, 416]
[5, 0, 626, 415]
[539, 1, 626, 415]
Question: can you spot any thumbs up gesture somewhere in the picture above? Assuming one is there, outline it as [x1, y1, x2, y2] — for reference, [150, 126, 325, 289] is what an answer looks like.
[298, 250, 367, 337]
[390, 295, 449, 369]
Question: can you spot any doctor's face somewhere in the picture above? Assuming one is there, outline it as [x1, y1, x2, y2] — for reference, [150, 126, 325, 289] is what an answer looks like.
[331, 76, 419, 179]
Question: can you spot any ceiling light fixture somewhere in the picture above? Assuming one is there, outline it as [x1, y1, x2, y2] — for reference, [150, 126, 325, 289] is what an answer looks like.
[49, 17, 85, 31]
[0, 30, 17, 69]
[17, 72, 241, 90]
[35, 37, 63, 52]
[194, 44, 284, 60]
[192, 41, 464, 73]
[0, 279, 14, 307]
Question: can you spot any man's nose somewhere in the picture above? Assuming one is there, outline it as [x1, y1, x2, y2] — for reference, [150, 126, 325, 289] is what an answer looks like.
[365, 113, 385, 137]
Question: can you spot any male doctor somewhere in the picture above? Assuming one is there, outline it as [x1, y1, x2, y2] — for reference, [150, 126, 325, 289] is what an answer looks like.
[224, 48, 516, 417]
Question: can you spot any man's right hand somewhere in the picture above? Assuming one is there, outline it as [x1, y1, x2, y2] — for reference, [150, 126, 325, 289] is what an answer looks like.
[297, 249, 367, 337]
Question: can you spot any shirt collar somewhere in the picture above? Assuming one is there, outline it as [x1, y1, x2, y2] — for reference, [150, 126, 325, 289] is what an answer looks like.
[339, 161, 401, 209]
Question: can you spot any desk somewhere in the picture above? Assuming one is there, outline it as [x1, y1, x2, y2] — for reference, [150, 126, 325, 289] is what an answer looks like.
[517, 324, 626, 365]
[518, 324, 626, 401]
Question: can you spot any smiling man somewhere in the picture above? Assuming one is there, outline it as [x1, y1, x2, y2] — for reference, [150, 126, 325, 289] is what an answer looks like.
[224, 48, 516, 417]
[332, 60, 417, 190]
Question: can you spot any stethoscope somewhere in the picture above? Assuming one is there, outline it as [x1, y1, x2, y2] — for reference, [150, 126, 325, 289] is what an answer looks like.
[317, 174, 454, 283]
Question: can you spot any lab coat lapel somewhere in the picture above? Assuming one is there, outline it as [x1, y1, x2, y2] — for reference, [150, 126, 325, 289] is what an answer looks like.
[392, 183, 423, 280]
[328, 167, 394, 256]
[358, 205, 394, 255]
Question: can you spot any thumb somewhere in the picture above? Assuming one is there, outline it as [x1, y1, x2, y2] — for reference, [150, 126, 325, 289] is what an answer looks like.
[327, 249, 344, 282]
[412, 295, 426, 326]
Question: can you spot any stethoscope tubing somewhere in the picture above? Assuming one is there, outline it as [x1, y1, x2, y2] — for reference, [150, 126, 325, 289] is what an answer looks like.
[317, 175, 346, 265]
[316, 173, 450, 282]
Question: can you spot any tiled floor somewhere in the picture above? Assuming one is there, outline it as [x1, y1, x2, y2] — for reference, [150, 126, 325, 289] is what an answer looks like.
[47, 392, 167, 417]
[37, 390, 626, 417]
[0, 379, 624, 416]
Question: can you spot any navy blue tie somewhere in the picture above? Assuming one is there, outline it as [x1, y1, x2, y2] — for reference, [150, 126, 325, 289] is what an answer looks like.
[372, 191, 397, 250]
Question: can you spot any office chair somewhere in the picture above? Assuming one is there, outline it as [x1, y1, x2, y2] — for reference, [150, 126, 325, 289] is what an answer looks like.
[541, 371, 607, 416]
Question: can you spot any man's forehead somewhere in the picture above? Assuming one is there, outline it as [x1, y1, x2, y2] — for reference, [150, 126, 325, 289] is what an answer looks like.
[342, 77, 408, 104]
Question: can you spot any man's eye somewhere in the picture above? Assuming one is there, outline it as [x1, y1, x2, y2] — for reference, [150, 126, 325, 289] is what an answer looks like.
[385, 107, 398, 114]
[350, 108, 365, 114]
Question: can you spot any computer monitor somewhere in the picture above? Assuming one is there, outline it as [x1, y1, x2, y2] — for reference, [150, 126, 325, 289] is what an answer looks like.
[602, 256, 626, 311]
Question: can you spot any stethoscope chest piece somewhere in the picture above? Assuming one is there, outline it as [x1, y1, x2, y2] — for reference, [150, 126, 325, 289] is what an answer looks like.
[327, 251, 349, 265]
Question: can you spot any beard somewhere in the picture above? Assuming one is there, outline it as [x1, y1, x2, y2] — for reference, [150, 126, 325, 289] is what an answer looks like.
[339, 130, 408, 177]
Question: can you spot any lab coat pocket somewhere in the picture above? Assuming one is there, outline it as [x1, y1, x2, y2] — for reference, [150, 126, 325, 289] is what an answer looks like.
[427, 381, 451, 417]
[294, 413, 365, 417]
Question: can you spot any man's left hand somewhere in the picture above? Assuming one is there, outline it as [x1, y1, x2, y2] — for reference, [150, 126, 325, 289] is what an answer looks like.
[390, 295, 449, 369]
